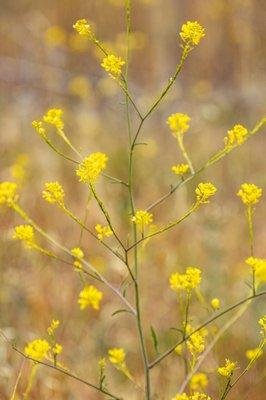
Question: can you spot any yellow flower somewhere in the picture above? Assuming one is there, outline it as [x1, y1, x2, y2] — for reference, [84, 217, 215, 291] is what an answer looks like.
[195, 182, 217, 204]
[98, 357, 106, 369]
[73, 19, 92, 37]
[174, 344, 183, 355]
[45, 26, 66, 47]
[170, 267, 202, 292]
[167, 113, 190, 136]
[43, 108, 64, 130]
[218, 359, 237, 378]
[188, 330, 205, 356]
[180, 21, 205, 46]
[108, 348, 125, 364]
[0, 182, 18, 206]
[101, 54, 125, 76]
[95, 224, 113, 241]
[53, 343, 63, 355]
[172, 164, 190, 176]
[32, 120, 47, 139]
[13, 225, 35, 248]
[10, 154, 29, 185]
[131, 210, 153, 225]
[71, 247, 84, 259]
[224, 124, 248, 149]
[78, 285, 103, 310]
[258, 315, 266, 336]
[190, 394, 211, 400]
[245, 347, 263, 361]
[76, 152, 108, 184]
[237, 183, 262, 206]
[172, 394, 189, 400]
[245, 257, 266, 283]
[47, 319, 60, 336]
[24, 339, 51, 361]
[68, 75, 91, 98]
[190, 372, 208, 392]
[211, 298, 220, 311]
[42, 182, 65, 205]
[108, 347, 132, 378]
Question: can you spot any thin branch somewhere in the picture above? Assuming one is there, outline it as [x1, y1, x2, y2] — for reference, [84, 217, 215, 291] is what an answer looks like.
[148, 290, 266, 369]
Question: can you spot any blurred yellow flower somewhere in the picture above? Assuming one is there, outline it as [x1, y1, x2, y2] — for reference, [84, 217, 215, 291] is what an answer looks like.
[245, 347, 263, 361]
[68, 76, 91, 98]
[131, 210, 153, 226]
[42, 182, 65, 205]
[108, 348, 125, 364]
[95, 224, 113, 241]
[172, 164, 190, 176]
[25, 339, 51, 361]
[78, 285, 103, 310]
[211, 298, 220, 310]
[190, 372, 208, 391]
[44, 26, 66, 47]
[0, 182, 18, 206]
[13, 225, 35, 248]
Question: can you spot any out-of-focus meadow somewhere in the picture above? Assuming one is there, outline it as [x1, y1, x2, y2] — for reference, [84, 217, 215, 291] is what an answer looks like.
[0, 0, 266, 399]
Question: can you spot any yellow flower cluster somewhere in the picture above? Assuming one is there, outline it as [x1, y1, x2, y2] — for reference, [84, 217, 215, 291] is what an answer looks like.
[172, 393, 211, 400]
[108, 347, 132, 378]
[73, 19, 92, 37]
[47, 319, 60, 336]
[43, 108, 64, 130]
[195, 182, 217, 204]
[180, 21, 205, 46]
[217, 359, 237, 378]
[172, 164, 190, 176]
[32, 120, 47, 139]
[0, 181, 18, 206]
[210, 298, 220, 311]
[259, 315, 266, 336]
[78, 285, 103, 310]
[71, 247, 84, 269]
[95, 224, 113, 241]
[188, 329, 206, 356]
[245, 257, 266, 283]
[42, 182, 65, 205]
[131, 210, 153, 226]
[13, 225, 35, 248]
[245, 347, 263, 361]
[108, 347, 125, 364]
[170, 267, 202, 292]
[101, 54, 125, 76]
[76, 152, 108, 184]
[237, 183, 262, 206]
[190, 372, 208, 392]
[167, 113, 190, 136]
[25, 339, 51, 361]
[224, 124, 248, 149]
[10, 154, 29, 185]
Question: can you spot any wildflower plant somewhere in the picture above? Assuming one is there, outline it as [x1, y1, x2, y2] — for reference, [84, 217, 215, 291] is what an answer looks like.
[1, 3, 266, 400]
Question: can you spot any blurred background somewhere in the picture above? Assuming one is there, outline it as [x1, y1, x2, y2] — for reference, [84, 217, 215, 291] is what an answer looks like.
[0, 0, 265, 398]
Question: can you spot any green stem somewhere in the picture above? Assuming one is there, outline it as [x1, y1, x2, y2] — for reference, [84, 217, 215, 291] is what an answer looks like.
[148, 290, 266, 369]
